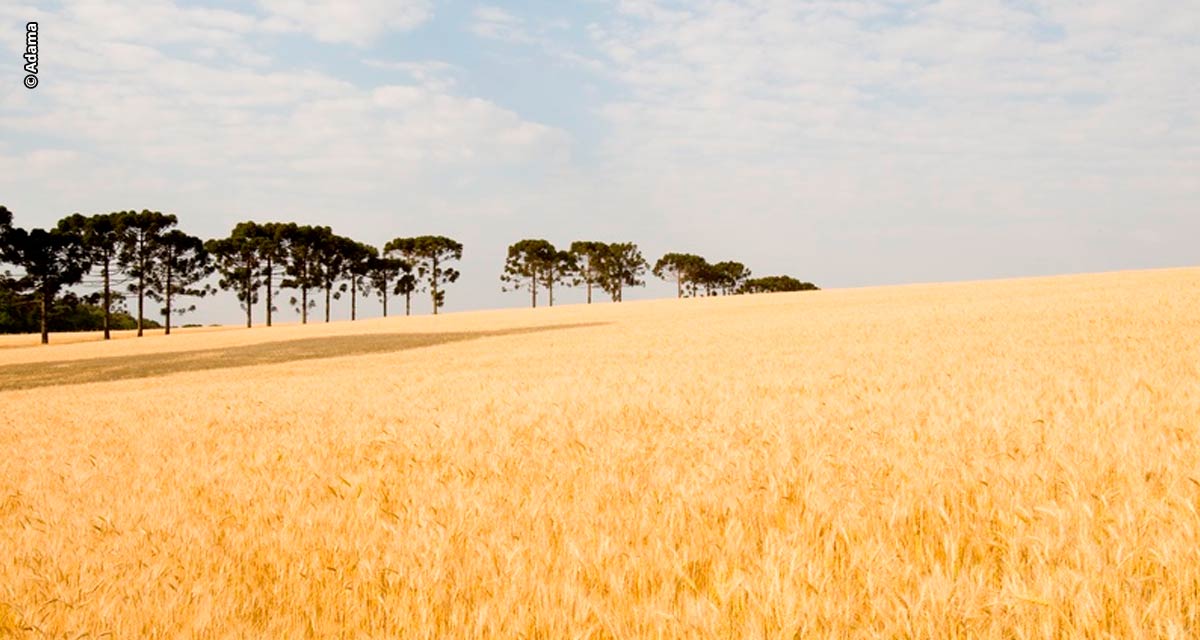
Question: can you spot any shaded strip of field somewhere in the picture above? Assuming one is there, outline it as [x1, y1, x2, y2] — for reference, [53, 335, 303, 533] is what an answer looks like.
[0, 323, 602, 392]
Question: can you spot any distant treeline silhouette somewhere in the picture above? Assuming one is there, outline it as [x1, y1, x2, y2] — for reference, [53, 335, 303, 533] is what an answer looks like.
[0, 206, 817, 344]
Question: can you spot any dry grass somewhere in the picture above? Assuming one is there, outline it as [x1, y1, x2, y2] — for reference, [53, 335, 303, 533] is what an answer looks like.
[1, 267, 1199, 638]
[0, 324, 236, 349]
[0, 324, 599, 392]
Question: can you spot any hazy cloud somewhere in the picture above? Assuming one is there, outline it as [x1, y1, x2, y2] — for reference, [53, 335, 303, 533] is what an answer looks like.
[257, 0, 433, 44]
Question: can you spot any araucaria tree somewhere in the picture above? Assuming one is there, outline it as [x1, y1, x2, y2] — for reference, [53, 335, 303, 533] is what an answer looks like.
[712, 261, 751, 295]
[3, 220, 89, 344]
[740, 275, 820, 294]
[599, 242, 647, 302]
[383, 237, 423, 316]
[568, 241, 610, 304]
[206, 224, 261, 328]
[501, 239, 556, 308]
[117, 210, 178, 337]
[653, 252, 706, 298]
[542, 249, 575, 307]
[365, 252, 408, 317]
[690, 260, 720, 296]
[282, 224, 325, 324]
[314, 231, 353, 323]
[57, 212, 123, 339]
[344, 241, 374, 321]
[411, 236, 462, 315]
[252, 222, 289, 327]
[146, 230, 213, 335]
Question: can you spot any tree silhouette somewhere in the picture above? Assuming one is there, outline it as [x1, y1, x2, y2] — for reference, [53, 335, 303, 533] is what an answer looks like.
[206, 224, 261, 328]
[344, 241, 375, 321]
[501, 238, 556, 308]
[251, 222, 289, 327]
[281, 224, 324, 324]
[146, 229, 213, 334]
[598, 242, 647, 302]
[691, 260, 720, 296]
[383, 237, 424, 316]
[543, 249, 576, 307]
[740, 276, 819, 293]
[117, 210, 178, 336]
[410, 236, 462, 315]
[0, 206, 11, 245]
[712, 261, 751, 295]
[56, 212, 123, 339]
[4, 222, 89, 344]
[314, 230, 353, 323]
[568, 241, 609, 304]
[364, 252, 408, 317]
[653, 252, 706, 298]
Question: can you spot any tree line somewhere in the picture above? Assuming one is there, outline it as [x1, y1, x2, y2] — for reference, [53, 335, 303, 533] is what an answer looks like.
[501, 240, 818, 307]
[0, 206, 817, 344]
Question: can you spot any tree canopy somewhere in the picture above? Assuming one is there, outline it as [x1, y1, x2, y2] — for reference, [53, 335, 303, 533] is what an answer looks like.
[410, 235, 462, 315]
[57, 212, 124, 339]
[501, 239, 557, 308]
[147, 229, 213, 334]
[383, 237, 423, 316]
[598, 242, 648, 302]
[740, 275, 819, 293]
[117, 210, 179, 336]
[568, 241, 609, 305]
[4, 224, 90, 343]
[653, 252, 707, 298]
[205, 223, 261, 328]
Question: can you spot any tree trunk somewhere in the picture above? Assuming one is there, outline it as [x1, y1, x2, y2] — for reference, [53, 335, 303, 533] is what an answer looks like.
[677, 278, 682, 298]
[136, 236, 146, 337]
[586, 279, 592, 304]
[245, 270, 252, 328]
[431, 256, 439, 315]
[137, 277, 145, 336]
[351, 278, 357, 321]
[382, 289, 388, 318]
[405, 292, 411, 316]
[136, 258, 145, 337]
[531, 276, 537, 308]
[301, 285, 308, 324]
[39, 289, 49, 345]
[324, 284, 331, 323]
[265, 257, 273, 327]
[164, 260, 173, 335]
[549, 278, 555, 307]
[102, 255, 111, 340]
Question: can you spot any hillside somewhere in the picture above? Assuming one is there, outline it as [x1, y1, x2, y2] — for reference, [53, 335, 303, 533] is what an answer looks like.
[2, 267, 1199, 637]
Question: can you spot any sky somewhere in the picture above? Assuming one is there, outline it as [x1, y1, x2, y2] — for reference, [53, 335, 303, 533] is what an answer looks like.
[2, 0, 1197, 324]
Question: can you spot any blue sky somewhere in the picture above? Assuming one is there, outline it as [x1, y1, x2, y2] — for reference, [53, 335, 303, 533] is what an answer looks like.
[1, 0, 1197, 324]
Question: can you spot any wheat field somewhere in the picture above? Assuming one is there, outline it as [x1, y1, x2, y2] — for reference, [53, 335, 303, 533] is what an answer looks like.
[2, 268, 1198, 638]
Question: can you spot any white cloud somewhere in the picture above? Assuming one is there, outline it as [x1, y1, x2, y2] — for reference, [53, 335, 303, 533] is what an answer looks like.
[0, 0, 570, 230]
[362, 59, 462, 91]
[587, 2, 1197, 206]
[470, 5, 535, 44]
[8, 0, 437, 50]
[256, 0, 432, 44]
[63, 0, 259, 46]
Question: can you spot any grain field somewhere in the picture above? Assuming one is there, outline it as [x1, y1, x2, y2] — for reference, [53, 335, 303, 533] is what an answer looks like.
[2, 268, 1199, 638]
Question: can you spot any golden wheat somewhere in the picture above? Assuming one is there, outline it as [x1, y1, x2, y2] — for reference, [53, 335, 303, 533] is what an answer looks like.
[2, 268, 1199, 638]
